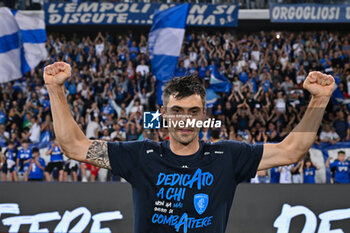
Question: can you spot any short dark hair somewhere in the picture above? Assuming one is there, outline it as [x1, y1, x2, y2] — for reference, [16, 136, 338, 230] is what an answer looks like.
[32, 147, 39, 153]
[162, 75, 206, 107]
[210, 129, 220, 140]
[338, 150, 346, 155]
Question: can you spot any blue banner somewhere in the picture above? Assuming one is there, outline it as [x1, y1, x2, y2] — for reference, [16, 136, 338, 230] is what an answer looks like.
[44, 2, 238, 27]
[270, 4, 350, 23]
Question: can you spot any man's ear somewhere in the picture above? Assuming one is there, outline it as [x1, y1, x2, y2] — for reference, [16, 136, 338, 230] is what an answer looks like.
[161, 106, 166, 119]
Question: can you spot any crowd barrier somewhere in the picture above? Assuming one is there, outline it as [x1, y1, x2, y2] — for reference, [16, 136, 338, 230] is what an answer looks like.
[0, 183, 349, 233]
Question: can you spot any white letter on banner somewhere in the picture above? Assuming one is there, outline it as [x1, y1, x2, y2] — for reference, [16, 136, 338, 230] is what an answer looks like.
[106, 13, 117, 23]
[346, 7, 350, 19]
[90, 211, 123, 233]
[3, 212, 60, 233]
[304, 6, 311, 19]
[48, 4, 59, 13]
[62, 13, 71, 24]
[0, 203, 20, 217]
[317, 208, 350, 233]
[295, 7, 303, 20]
[92, 14, 105, 23]
[64, 3, 77, 13]
[114, 3, 128, 13]
[189, 5, 207, 14]
[130, 3, 141, 13]
[272, 7, 280, 20]
[280, 7, 288, 20]
[187, 15, 203, 25]
[329, 7, 335, 20]
[158, 4, 175, 11]
[226, 5, 236, 14]
[288, 7, 295, 20]
[203, 15, 215, 25]
[213, 5, 227, 14]
[117, 13, 128, 23]
[141, 4, 150, 13]
[77, 3, 98, 12]
[274, 204, 317, 233]
[80, 13, 92, 23]
[100, 3, 113, 12]
[69, 13, 81, 24]
[54, 207, 91, 233]
[49, 14, 62, 24]
[321, 7, 329, 20]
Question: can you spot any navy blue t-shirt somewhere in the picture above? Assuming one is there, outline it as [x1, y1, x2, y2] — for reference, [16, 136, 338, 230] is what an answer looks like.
[108, 139, 263, 233]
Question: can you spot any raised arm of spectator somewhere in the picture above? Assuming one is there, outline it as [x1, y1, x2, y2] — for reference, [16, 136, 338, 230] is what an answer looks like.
[254, 86, 263, 100]
[313, 161, 320, 170]
[94, 32, 105, 43]
[236, 88, 244, 100]
[110, 98, 122, 118]
[125, 96, 136, 116]
[258, 72, 334, 170]
[325, 156, 333, 168]
[44, 62, 111, 169]
[298, 160, 304, 174]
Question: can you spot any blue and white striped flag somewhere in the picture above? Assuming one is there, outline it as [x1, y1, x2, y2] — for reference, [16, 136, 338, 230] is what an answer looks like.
[148, 4, 189, 106]
[0, 7, 47, 83]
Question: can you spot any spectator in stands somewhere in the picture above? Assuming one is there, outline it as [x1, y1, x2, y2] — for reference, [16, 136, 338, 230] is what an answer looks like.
[85, 115, 100, 139]
[270, 167, 280, 183]
[279, 165, 292, 184]
[300, 159, 320, 184]
[0, 124, 9, 146]
[319, 123, 340, 144]
[333, 110, 347, 141]
[251, 170, 269, 183]
[29, 116, 41, 143]
[2, 141, 18, 182]
[0, 147, 3, 181]
[63, 159, 79, 182]
[16, 139, 32, 180]
[326, 150, 350, 184]
[26, 147, 45, 182]
[291, 160, 303, 183]
[45, 139, 64, 182]
[1, 30, 350, 183]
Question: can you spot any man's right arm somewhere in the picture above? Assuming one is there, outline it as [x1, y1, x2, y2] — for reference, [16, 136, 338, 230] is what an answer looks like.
[44, 62, 110, 169]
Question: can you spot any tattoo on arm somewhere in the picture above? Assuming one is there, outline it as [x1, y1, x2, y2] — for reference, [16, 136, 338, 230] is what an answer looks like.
[86, 140, 111, 169]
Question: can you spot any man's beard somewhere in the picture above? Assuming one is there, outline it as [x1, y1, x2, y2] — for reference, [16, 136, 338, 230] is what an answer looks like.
[169, 128, 199, 146]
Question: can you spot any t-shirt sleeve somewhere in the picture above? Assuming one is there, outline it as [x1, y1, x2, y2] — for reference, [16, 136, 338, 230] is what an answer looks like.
[107, 140, 144, 181]
[225, 141, 264, 183]
[329, 161, 337, 169]
[40, 159, 46, 168]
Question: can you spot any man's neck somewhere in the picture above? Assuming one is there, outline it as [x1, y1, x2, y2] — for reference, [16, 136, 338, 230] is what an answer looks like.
[169, 136, 200, 156]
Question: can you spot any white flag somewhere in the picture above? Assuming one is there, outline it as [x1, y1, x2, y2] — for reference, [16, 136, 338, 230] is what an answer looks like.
[0, 7, 47, 83]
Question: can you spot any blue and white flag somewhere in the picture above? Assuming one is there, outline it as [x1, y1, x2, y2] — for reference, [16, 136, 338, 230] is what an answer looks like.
[0, 7, 47, 83]
[209, 65, 232, 93]
[206, 88, 219, 108]
[148, 4, 189, 106]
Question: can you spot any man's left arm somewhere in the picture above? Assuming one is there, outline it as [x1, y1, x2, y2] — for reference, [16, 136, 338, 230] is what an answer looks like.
[258, 71, 334, 170]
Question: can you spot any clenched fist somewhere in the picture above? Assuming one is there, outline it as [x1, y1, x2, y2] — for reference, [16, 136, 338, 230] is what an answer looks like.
[303, 71, 335, 98]
[44, 62, 71, 86]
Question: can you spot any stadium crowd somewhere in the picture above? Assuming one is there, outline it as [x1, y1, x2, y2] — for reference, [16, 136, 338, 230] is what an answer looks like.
[0, 29, 350, 183]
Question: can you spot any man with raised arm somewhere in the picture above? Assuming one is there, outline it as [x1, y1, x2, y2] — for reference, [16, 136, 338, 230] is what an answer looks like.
[44, 61, 334, 233]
